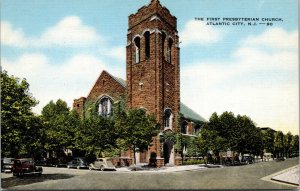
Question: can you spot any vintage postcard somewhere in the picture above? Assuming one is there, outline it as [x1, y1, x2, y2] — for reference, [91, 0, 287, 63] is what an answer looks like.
[1, 0, 299, 190]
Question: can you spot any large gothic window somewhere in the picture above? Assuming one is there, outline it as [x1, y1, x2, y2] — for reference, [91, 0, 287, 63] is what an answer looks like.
[164, 109, 173, 130]
[134, 37, 141, 63]
[144, 31, 150, 60]
[98, 97, 113, 117]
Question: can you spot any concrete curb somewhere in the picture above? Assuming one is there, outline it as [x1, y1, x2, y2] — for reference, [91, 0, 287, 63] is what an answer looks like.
[261, 165, 299, 188]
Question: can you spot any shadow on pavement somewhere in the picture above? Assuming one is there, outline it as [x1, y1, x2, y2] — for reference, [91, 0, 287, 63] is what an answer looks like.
[1, 173, 75, 188]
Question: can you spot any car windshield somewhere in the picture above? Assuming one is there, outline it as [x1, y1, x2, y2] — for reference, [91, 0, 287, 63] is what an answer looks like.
[3, 158, 14, 163]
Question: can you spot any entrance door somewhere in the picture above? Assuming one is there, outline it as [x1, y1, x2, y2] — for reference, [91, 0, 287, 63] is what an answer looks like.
[163, 140, 174, 164]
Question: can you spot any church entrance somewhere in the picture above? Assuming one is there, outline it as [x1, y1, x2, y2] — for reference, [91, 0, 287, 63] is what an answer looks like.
[163, 140, 174, 165]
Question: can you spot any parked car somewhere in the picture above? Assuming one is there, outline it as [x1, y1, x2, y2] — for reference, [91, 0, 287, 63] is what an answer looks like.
[242, 155, 254, 164]
[53, 157, 69, 167]
[67, 158, 88, 169]
[35, 158, 49, 166]
[3, 158, 15, 173]
[12, 158, 42, 177]
[275, 157, 286, 161]
[89, 158, 116, 171]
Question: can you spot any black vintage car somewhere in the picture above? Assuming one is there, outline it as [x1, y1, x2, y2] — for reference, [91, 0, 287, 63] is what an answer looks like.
[67, 158, 88, 169]
[241, 155, 254, 164]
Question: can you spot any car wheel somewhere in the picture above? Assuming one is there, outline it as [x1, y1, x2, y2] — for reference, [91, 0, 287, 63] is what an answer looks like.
[100, 166, 104, 171]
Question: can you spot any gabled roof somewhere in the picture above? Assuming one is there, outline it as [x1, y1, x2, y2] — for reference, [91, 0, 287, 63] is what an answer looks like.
[180, 103, 206, 123]
[111, 76, 126, 88]
[110, 74, 206, 123]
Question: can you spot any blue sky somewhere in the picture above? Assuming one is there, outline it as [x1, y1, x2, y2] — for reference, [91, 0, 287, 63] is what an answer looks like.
[1, 0, 298, 134]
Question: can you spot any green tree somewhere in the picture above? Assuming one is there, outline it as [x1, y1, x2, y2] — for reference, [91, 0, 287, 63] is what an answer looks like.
[284, 132, 293, 158]
[290, 135, 299, 157]
[235, 115, 263, 155]
[262, 128, 275, 155]
[274, 131, 284, 158]
[115, 108, 159, 165]
[41, 99, 80, 157]
[1, 71, 38, 157]
[19, 115, 45, 158]
[74, 98, 125, 158]
[196, 123, 225, 161]
[199, 111, 263, 161]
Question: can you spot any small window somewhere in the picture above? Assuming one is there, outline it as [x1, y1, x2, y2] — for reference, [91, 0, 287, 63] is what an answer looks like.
[144, 31, 150, 59]
[181, 121, 188, 134]
[167, 38, 173, 63]
[164, 109, 173, 129]
[162, 32, 166, 58]
[134, 37, 141, 63]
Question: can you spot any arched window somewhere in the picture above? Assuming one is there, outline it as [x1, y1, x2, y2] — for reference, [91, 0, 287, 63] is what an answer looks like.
[164, 109, 173, 129]
[144, 31, 150, 60]
[166, 38, 173, 63]
[134, 37, 141, 63]
[98, 97, 113, 117]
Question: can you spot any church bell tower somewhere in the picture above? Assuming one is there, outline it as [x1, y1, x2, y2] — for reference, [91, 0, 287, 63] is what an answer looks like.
[126, 0, 180, 165]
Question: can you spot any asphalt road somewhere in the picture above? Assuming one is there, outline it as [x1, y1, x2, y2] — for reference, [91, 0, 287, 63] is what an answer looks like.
[1, 157, 299, 190]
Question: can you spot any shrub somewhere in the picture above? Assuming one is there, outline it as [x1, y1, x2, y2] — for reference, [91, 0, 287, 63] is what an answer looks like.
[182, 159, 204, 165]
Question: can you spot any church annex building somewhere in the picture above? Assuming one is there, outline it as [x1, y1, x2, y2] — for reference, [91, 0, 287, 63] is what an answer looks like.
[73, 0, 206, 166]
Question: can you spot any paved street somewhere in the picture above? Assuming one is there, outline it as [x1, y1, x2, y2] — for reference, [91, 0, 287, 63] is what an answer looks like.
[1, 157, 299, 190]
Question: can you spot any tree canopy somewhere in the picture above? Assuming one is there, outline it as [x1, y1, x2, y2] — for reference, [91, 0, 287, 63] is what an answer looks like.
[115, 108, 159, 164]
[41, 99, 80, 157]
[1, 71, 39, 157]
[196, 111, 263, 158]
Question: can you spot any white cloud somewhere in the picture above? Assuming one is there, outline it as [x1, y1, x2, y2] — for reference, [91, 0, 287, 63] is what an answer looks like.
[181, 27, 298, 134]
[242, 27, 298, 49]
[39, 16, 101, 47]
[103, 46, 126, 62]
[1, 16, 102, 48]
[1, 21, 28, 48]
[180, 20, 223, 46]
[2, 53, 112, 114]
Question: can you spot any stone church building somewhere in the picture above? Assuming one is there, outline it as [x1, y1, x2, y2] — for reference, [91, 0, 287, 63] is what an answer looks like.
[73, 0, 205, 166]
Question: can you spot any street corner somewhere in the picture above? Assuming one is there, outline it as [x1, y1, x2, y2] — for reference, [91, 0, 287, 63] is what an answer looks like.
[271, 165, 299, 186]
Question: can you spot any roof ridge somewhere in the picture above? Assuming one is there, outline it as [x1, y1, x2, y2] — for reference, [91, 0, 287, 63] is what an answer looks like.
[108, 73, 126, 88]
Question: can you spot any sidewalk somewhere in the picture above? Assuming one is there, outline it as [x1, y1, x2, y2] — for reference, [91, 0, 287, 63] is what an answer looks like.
[271, 165, 299, 186]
